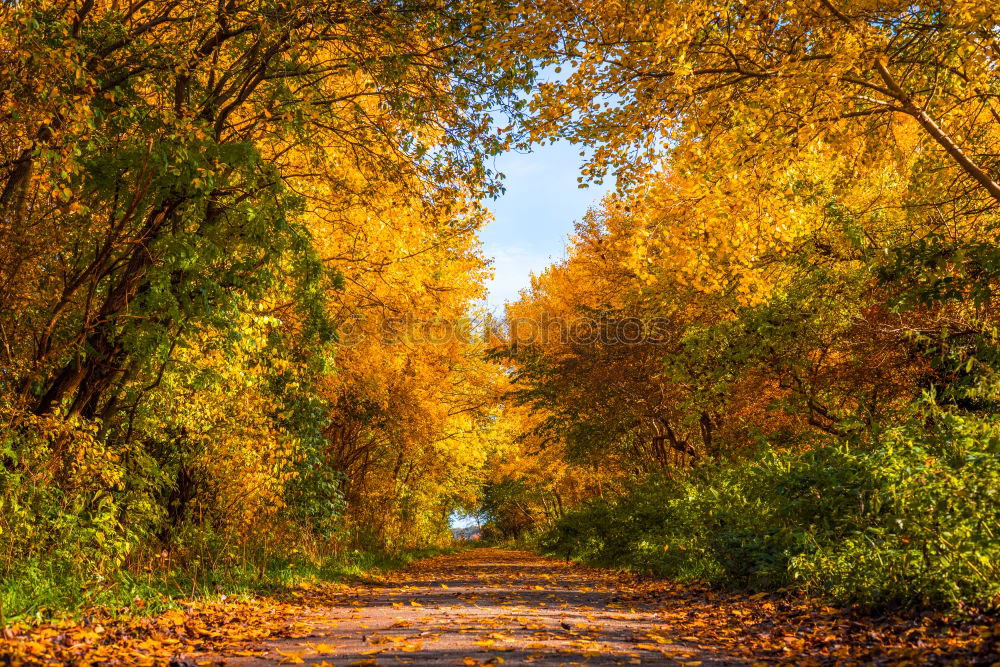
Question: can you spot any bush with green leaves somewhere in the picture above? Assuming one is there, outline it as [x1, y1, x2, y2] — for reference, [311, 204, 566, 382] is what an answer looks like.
[541, 403, 1000, 611]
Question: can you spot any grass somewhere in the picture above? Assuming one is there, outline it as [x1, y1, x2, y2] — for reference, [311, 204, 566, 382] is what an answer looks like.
[0, 545, 460, 626]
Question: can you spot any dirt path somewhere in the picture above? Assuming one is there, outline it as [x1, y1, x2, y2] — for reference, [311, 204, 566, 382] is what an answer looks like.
[227, 548, 741, 666]
[1, 548, 994, 665]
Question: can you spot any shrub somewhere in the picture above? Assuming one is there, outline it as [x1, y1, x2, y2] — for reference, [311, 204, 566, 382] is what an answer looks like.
[541, 409, 1000, 611]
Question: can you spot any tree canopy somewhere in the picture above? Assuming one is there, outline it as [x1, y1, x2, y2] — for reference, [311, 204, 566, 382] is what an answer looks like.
[2, 0, 999, 618]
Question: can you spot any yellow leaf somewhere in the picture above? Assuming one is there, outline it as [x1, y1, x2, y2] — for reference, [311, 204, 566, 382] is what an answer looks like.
[315, 643, 340, 654]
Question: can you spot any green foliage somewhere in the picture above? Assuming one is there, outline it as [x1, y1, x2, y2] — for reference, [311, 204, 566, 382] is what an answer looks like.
[1, 0, 529, 624]
[881, 236, 1000, 310]
[541, 407, 1000, 612]
[479, 479, 538, 540]
[0, 540, 457, 625]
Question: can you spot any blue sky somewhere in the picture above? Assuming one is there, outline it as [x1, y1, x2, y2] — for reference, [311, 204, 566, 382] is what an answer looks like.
[452, 142, 611, 531]
[479, 141, 612, 313]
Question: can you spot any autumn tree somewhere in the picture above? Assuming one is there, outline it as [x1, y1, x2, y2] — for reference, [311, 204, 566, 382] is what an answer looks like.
[482, 2, 992, 300]
[0, 0, 533, 580]
[0, 0, 527, 420]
